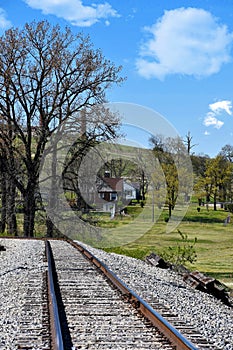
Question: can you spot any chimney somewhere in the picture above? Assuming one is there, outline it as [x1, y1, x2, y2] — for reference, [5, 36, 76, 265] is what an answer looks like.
[104, 171, 110, 178]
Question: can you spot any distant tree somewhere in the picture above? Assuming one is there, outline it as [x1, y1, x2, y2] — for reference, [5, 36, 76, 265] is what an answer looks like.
[151, 135, 191, 217]
[191, 154, 210, 205]
[191, 154, 209, 178]
[204, 155, 232, 210]
[183, 131, 198, 155]
[100, 159, 129, 178]
[149, 134, 166, 160]
[0, 20, 124, 237]
[219, 144, 233, 162]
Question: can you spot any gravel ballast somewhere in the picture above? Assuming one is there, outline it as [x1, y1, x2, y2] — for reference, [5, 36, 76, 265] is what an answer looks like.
[76, 241, 233, 350]
[0, 238, 232, 349]
[0, 239, 48, 350]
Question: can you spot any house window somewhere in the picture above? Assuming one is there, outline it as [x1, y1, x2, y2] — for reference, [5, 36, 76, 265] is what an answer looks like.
[110, 192, 117, 201]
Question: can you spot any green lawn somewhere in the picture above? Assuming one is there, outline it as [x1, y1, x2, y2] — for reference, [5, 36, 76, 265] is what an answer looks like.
[102, 203, 233, 289]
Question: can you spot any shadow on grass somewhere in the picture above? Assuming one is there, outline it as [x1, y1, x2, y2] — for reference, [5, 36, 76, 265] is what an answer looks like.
[183, 215, 225, 224]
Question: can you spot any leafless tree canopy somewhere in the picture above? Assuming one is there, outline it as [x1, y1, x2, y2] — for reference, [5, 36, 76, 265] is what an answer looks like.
[0, 20, 124, 237]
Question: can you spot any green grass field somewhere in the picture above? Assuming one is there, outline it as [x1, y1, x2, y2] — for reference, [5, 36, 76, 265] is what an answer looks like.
[102, 203, 233, 289]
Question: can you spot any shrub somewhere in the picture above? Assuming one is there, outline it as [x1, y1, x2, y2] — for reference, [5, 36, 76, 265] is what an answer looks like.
[160, 229, 197, 268]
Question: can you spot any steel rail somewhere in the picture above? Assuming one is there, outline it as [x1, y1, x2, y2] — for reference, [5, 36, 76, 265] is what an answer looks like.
[69, 239, 198, 350]
[45, 240, 64, 350]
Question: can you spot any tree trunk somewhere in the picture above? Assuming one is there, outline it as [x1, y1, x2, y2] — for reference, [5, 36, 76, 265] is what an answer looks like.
[0, 168, 7, 233]
[46, 216, 56, 237]
[46, 143, 58, 238]
[213, 192, 217, 211]
[46, 216, 61, 238]
[141, 171, 146, 200]
[6, 178, 18, 236]
[46, 216, 54, 237]
[168, 203, 172, 217]
[23, 186, 36, 237]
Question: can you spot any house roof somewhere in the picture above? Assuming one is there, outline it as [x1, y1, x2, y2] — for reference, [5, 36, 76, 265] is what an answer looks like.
[104, 177, 123, 191]
[97, 177, 123, 192]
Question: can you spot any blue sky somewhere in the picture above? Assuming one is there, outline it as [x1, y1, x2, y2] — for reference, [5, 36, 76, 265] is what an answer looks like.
[1, 0, 233, 156]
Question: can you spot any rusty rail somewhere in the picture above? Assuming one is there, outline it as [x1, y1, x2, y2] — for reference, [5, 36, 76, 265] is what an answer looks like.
[69, 239, 198, 350]
[46, 240, 64, 350]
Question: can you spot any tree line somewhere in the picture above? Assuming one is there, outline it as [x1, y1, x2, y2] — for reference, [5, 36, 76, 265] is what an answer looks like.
[0, 20, 123, 237]
[150, 134, 233, 214]
[192, 145, 233, 211]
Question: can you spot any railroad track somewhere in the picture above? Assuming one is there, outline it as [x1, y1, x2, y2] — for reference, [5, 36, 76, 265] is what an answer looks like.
[45, 239, 217, 350]
[14, 239, 51, 349]
[2, 237, 218, 349]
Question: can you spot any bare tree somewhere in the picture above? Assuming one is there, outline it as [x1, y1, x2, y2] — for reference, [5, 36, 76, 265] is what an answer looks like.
[184, 131, 197, 155]
[0, 20, 124, 237]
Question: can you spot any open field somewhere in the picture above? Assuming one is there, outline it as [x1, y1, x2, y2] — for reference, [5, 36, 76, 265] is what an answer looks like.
[102, 203, 233, 289]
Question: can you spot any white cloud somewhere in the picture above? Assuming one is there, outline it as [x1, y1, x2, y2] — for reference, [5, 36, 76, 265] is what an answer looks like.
[24, 0, 119, 27]
[209, 100, 232, 115]
[203, 100, 232, 129]
[136, 7, 233, 80]
[203, 99, 232, 130]
[203, 112, 224, 129]
[0, 8, 11, 29]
